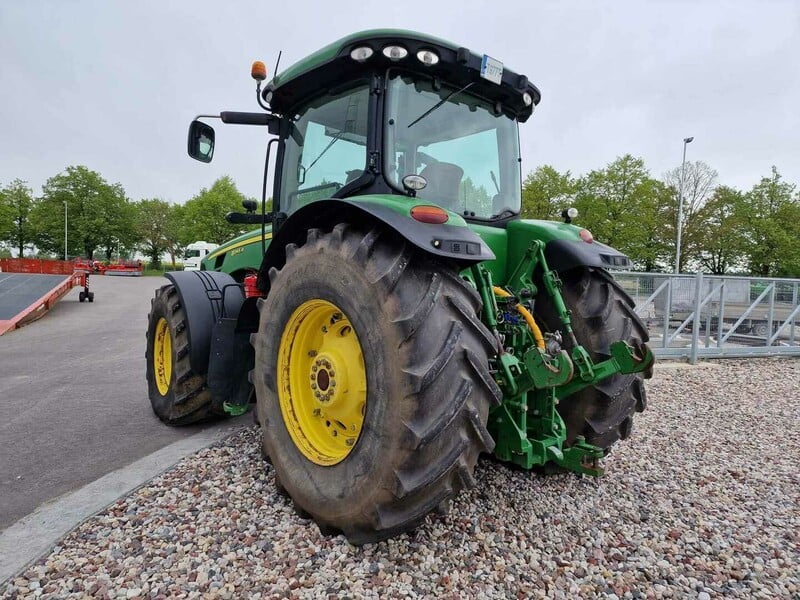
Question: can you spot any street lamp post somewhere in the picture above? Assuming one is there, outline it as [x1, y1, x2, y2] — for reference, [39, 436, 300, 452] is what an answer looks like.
[675, 136, 693, 274]
[64, 201, 68, 261]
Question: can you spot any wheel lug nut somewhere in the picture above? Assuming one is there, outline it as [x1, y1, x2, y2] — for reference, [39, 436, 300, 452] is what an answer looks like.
[329, 371, 335, 377]
[312, 365, 318, 372]
[311, 384, 317, 390]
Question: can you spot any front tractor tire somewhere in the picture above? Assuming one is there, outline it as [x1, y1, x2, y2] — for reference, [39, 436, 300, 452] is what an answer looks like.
[252, 224, 500, 544]
[145, 284, 223, 425]
[536, 267, 651, 452]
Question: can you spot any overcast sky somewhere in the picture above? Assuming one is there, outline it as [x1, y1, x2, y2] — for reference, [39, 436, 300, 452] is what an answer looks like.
[1, 1, 798, 205]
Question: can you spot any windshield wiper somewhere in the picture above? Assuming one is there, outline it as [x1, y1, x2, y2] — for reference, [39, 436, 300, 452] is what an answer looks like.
[304, 129, 346, 173]
[407, 82, 475, 129]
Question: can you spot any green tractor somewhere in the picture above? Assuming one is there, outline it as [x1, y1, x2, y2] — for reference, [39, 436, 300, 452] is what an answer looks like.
[146, 29, 653, 544]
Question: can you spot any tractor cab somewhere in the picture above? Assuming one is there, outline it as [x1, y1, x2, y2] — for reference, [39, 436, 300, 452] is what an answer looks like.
[189, 29, 541, 227]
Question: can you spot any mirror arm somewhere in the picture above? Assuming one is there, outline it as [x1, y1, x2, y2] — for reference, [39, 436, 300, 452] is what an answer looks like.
[225, 212, 275, 224]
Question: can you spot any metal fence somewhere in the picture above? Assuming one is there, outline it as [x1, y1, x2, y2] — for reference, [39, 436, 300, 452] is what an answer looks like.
[612, 271, 800, 362]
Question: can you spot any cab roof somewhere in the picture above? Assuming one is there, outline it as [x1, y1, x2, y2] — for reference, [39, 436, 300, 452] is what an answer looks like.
[263, 29, 541, 122]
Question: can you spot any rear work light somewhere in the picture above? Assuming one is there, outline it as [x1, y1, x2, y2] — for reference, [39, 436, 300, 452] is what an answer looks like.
[383, 45, 408, 61]
[411, 205, 449, 224]
[416, 49, 439, 66]
[350, 46, 373, 62]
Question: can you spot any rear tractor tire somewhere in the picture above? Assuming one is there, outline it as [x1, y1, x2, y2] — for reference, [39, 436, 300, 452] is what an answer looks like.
[145, 284, 223, 425]
[252, 224, 500, 544]
[535, 267, 651, 452]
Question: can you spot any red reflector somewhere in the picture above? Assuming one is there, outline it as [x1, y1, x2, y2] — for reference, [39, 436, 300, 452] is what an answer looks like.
[411, 205, 449, 224]
[579, 229, 594, 243]
[243, 273, 260, 298]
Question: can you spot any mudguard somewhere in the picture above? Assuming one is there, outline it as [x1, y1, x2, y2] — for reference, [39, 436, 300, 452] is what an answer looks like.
[257, 198, 495, 292]
[164, 270, 253, 411]
[544, 238, 632, 272]
[505, 219, 632, 277]
[164, 270, 245, 376]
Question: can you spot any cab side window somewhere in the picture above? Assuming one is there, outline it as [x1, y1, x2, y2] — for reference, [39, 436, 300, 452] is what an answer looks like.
[280, 84, 370, 212]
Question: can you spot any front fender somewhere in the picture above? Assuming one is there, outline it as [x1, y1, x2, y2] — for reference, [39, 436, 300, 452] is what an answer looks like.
[506, 219, 631, 275]
[257, 197, 495, 292]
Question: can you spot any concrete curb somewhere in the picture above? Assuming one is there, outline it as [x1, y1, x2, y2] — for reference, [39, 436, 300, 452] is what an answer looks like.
[0, 424, 245, 584]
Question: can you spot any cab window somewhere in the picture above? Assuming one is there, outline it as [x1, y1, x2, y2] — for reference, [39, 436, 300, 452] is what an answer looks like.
[279, 84, 370, 213]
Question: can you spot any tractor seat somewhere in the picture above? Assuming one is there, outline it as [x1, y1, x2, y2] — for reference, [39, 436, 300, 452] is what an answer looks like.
[419, 162, 463, 210]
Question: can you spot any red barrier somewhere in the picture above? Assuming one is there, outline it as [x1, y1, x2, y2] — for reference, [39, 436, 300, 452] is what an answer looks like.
[0, 258, 75, 275]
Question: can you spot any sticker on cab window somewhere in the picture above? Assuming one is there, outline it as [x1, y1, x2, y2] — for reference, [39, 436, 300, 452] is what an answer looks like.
[480, 55, 504, 85]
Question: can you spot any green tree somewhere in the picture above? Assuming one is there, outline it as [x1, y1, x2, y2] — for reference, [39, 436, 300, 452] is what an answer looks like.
[32, 166, 135, 259]
[689, 186, 749, 274]
[743, 167, 799, 277]
[134, 199, 173, 269]
[0, 179, 35, 256]
[521, 166, 574, 220]
[164, 204, 185, 268]
[573, 155, 672, 271]
[179, 176, 250, 244]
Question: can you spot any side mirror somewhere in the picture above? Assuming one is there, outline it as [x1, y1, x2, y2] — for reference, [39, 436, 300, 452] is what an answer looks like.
[187, 120, 215, 163]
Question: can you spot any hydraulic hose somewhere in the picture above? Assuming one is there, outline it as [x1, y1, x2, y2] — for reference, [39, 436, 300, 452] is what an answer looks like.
[493, 286, 546, 351]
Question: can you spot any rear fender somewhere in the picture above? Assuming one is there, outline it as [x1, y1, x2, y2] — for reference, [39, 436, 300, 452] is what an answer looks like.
[165, 271, 253, 410]
[164, 271, 245, 375]
[256, 198, 495, 293]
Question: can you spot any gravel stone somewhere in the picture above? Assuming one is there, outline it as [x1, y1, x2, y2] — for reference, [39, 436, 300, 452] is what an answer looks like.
[1, 358, 798, 598]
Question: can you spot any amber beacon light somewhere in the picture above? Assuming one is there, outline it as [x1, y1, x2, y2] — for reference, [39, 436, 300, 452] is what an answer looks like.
[251, 61, 267, 81]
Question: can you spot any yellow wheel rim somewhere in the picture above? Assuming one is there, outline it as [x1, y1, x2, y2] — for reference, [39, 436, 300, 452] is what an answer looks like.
[277, 299, 367, 466]
[154, 317, 172, 396]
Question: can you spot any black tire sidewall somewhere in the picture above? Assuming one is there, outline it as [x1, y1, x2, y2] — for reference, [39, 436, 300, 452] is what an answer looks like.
[259, 251, 410, 523]
[145, 288, 179, 419]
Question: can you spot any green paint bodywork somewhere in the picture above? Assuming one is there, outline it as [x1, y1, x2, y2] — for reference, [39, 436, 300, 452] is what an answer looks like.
[201, 226, 272, 277]
[467, 219, 587, 286]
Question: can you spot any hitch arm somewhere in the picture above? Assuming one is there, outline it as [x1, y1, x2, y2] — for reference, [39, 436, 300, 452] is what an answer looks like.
[556, 341, 654, 399]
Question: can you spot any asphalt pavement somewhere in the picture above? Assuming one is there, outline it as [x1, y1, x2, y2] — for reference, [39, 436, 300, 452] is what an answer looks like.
[0, 274, 248, 530]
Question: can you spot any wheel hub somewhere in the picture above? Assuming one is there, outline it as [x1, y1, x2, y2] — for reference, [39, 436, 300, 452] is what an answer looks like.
[153, 317, 172, 396]
[277, 299, 367, 466]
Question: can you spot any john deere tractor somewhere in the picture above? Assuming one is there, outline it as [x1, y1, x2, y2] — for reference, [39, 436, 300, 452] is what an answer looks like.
[146, 29, 653, 544]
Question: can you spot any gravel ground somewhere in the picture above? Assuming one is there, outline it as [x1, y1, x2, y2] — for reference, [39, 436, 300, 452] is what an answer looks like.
[2, 358, 798, 599]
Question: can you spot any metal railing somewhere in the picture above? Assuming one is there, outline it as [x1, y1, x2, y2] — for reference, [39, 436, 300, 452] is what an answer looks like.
[612, 271, 800, 362]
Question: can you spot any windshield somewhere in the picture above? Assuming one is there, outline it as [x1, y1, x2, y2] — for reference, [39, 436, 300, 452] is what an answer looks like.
[384, 73, 521, 219]
[184, 249, 201, 259]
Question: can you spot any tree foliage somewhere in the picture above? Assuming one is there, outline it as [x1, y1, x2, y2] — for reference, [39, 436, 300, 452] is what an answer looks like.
[742, 167, 800, 277]
[32, 166, 136, 259]
[573, 155, 672, 271]
[179, 176, 251, 244]
[521, 166, 573, 220]
[134, 199, 174, 269]
[663, 161, 718, 272]
[689, 186, 749, 274]
[0, 179, 35, 256]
